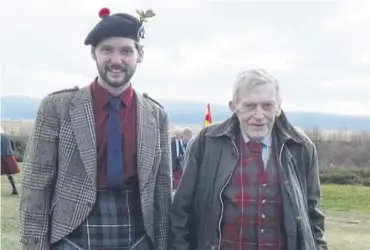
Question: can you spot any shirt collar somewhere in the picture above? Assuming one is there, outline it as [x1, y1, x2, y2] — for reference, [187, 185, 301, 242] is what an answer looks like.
[241, 129, 272, 148]
[91, 80, 134, 109]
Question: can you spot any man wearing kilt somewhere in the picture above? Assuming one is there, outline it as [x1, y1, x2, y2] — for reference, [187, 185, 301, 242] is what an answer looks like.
[1, 128, 20, 195]
[20, 7, 172, 250]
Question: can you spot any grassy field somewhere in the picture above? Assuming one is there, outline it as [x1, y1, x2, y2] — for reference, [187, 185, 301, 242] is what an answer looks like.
[1, 175, 370, 250]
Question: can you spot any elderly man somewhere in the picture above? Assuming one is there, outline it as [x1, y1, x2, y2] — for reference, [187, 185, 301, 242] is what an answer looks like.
[182, 127, 195, 165]
[20, 7, 171, 250]
[181, 127, 193, 149]
[171, 69, 327, 250]
[171, 126, 185, 168]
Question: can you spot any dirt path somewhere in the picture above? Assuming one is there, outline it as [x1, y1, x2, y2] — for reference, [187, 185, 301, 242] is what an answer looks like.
[324, 212, 370, 250]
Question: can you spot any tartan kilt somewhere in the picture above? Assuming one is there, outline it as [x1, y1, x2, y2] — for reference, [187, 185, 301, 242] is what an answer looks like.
[51, 235, 152, 250]
[1, 155, 20, 175]
[51, 187, 151, 250]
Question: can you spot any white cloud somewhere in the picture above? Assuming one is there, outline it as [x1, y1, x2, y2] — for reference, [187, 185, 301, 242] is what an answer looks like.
[1, 0, 370, 115]
[362, 54, 370, 64]
[342, 1, 370, 25]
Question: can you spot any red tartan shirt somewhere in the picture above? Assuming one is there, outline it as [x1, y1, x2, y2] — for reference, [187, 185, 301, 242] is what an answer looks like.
[91, 81, 137, 188]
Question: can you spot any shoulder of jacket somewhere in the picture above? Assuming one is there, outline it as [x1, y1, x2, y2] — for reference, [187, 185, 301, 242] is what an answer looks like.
[48, 86, 79, 96]
[290, 126, 317, 158]
[143, 93, 164, 109]
[292, 126, 313, 144]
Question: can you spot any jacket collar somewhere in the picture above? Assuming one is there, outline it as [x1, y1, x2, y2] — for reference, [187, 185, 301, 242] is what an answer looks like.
[206, 110, 304, 144]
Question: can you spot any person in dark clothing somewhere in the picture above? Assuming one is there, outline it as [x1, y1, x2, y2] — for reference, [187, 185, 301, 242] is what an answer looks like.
[171, 127, 185, 190]
[171, 69, 327, 250]
[1, 128, 20, 194]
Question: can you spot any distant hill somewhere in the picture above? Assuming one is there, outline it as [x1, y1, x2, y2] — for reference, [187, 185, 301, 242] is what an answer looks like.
[1, 96, 370, 132]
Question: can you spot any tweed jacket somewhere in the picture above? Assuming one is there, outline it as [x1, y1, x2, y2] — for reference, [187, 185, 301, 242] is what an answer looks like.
[19, 85, 172, 250]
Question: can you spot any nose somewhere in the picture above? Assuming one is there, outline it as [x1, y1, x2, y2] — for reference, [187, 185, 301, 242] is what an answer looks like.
[110, 51, 123, 64]
[253, 106, 264, 119]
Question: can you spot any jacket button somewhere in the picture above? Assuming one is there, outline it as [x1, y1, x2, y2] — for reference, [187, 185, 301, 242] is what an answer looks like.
[210, 245, 217, 250]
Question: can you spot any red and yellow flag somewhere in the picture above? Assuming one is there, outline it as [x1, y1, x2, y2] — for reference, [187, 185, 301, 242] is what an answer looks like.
[204, 103, 212, 127]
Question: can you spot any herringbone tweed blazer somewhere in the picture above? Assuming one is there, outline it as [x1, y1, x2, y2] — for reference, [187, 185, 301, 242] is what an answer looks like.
[19, 85, 172, 250]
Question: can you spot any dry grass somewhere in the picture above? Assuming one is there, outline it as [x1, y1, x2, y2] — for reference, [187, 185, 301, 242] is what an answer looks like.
[1, 119, 369, 141]
[0, 120, 204, 138]
[325, 221, 370, 250]
[1, 174, 370, 249]
[0, 120, 34, 137]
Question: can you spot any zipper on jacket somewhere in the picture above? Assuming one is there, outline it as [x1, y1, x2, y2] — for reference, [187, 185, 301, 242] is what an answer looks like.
[217, 138, 238, 249]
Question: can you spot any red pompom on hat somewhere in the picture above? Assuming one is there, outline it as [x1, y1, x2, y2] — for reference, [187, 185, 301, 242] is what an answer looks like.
[98, 7, 110, 18]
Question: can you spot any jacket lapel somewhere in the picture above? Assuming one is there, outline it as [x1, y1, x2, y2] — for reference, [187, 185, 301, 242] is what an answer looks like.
[68, 88, 157, 193]
[135, 93, 157, 194]
[69, 86, 97, 189]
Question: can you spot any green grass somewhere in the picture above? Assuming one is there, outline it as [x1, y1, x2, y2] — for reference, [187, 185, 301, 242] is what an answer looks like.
[1, 175, 370, 250]
[321, 184, 370, 213]
[1, 175, 21, 250]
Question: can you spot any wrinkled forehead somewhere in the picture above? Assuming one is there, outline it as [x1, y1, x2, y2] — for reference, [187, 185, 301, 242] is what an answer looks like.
[237, 83, 278, 104]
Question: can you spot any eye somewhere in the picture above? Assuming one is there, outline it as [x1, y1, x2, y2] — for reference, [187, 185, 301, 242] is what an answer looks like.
[101, 47, 112, 52]
[245, 103, 254, 108]
[263, 103, 275, 110]
[122, 48, 133, 55]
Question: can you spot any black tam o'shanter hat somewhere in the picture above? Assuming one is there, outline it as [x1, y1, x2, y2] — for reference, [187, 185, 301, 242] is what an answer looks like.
[84, 7, 155, 47]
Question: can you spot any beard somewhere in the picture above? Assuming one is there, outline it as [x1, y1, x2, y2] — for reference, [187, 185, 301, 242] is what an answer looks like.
[97, 63, 136, 88]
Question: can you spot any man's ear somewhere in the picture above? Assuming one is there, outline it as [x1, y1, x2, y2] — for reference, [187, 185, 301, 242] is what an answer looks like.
[276, 99, 282, 117]
[136, 44, 144, 63]
[276, 108, 281, 117]
[228, 100, 234, 112]
[137, 53, 143, 63]
[91, 47, 97, 60]
[137, 49, 144, 63]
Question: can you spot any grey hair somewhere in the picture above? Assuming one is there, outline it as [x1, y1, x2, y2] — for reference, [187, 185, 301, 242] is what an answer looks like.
[182, 127, 193, 137]
[232, 68, 281, 104]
